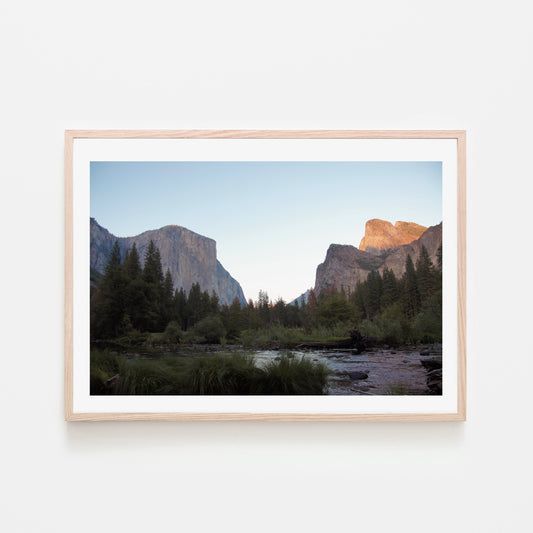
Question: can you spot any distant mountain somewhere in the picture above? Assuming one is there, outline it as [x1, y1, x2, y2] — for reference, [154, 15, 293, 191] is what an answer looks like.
[315, 220, 442, 296]
[290, 289, 311, 307]
[90, 218, 246, 305]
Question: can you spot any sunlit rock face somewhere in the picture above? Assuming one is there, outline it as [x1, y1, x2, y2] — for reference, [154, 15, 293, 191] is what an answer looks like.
[90, 218, 246, 305]
[359, 219, 427, 255]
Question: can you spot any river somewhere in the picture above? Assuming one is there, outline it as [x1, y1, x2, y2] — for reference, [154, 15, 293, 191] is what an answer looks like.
[251, 346, 441, 395]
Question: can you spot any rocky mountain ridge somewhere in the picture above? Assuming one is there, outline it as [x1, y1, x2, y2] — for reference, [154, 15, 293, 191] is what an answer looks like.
[315, 220, 442, 296]
[90, 218, 246, 305]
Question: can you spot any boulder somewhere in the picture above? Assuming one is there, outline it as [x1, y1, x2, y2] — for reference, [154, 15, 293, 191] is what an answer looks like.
[347, 371, 368, 380]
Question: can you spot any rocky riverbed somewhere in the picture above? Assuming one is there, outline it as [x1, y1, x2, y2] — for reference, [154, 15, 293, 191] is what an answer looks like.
[253, 344, 442, 395]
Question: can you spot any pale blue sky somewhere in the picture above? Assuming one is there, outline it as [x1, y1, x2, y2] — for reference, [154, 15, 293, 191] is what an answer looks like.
[91, 161, 442, 302]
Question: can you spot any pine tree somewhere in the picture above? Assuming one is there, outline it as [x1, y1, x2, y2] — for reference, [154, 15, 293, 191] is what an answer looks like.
[402, 254, 421, 319]
[199, 290, 211, 321]
[186, 283, 203, 328]
[141, 240, 165, 331]
[307, 289, 317, 310]
[304, 288, 318, 328]
[161, 269, 175, 326]
[117, 242, 149, 331]
[142, 240, 164, 285]
[349, 282, 365, 321]
[257, 290, 270, 326]
[174, 288, 187, 330]
[272, 297, 288, 326]
[381, 267, 399, 310]
[285, 300, 302, 328]
[436, 244, 443, 270]
[416, 245, 437, 303]
[124, 276, 149, 332]
[209, 291, 220, 314]
[124, 242, 142, 280]
[92, 240, 128, 337]
[105, 240, 121, 274]
[226, 297, 245, 339]
[364, 271, 383, 318]
[317, 290, 352, 327]
[244, 299, 260, 329]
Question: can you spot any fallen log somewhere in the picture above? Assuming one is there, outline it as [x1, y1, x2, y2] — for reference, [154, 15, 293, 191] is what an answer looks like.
[100, 374, 120, 393]
[295, 339, 354, 350]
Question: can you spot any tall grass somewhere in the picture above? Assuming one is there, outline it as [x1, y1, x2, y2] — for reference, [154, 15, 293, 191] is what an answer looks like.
[90, 350, 187, 395]
[91, 349, 329, 395]
[90, 349, 120, 394]
[114, 357, 186, 395]
[259, 356, 330, 395]
[183, 353, 263, 395]
[183, 354, 329, 395]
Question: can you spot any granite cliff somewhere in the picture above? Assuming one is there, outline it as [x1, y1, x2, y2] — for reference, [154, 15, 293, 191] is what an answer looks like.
[315, 220, 442, 296]
[90, 218, 246, 305]
[359, 219, 427, 254]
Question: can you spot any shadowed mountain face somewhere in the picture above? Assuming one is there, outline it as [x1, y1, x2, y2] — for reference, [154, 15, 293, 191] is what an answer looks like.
[315, 221, 442, 296]
[90, 218, 246, 305]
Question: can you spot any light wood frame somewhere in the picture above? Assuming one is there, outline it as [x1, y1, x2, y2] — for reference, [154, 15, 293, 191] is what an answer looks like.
[65, 130, 466, 421]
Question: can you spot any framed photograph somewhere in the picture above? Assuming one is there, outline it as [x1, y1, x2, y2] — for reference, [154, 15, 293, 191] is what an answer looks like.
[65, 130, 466, 421]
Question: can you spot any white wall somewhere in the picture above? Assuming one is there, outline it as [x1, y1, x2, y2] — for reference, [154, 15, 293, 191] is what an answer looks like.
[1, 1, 532, 532]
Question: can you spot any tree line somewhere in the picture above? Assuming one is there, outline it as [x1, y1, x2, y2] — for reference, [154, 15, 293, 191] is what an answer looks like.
[91, 239, 442, 344]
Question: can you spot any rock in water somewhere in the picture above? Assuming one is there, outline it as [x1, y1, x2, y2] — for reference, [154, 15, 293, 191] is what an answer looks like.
[347, 371, 368, 381]
[90, 218, 246, 305]
[420, 357, 442, 371]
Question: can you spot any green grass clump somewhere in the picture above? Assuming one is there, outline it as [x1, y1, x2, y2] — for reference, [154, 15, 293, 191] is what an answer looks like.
[90, 349, 329, 396]
[259, 355, 330, 395]
[183, 353, 329, 395]
[113, 357, 186, 395]
[183, 353, 262, 394]
[90, 349, 187, 395]
[90, 349, 121, 394]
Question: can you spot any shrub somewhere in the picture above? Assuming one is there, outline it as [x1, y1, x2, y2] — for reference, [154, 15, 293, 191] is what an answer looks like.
[358, 319, 382, 339]
[357, 304, 413, 346]
[185, 315, 226, 344]
[148, 332, 166, 343]
[163, 321, 183, 343]
[413, 292, 442, 342]
[115, 330, 149, 346]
